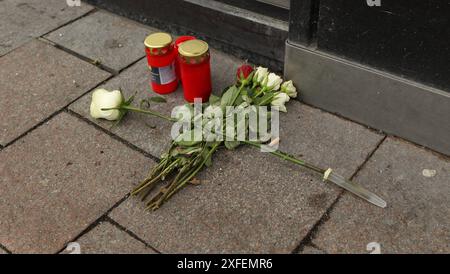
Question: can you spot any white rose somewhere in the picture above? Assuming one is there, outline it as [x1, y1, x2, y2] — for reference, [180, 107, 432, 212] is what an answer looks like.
[266, 73, 283, 91]
[281, 80, 297, 98]
[253, 66, 269, 84]
[271, 92, 290, 112]
[90, 89, 123, 120]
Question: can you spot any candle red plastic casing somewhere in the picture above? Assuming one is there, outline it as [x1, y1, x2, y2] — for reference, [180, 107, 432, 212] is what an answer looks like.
[174, 36, 196, 81]
[179, 55, 212, 102]
[145, 46, 178, 94]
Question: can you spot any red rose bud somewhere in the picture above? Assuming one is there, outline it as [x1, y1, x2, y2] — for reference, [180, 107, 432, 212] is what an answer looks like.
[237, 64, 254, 82]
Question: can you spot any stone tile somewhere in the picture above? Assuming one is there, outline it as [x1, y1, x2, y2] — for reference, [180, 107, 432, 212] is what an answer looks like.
[109, 102, 383, 253]
[0, 39, 110, 146]
[0, 113, 154, 253]
[0, 0, 93, 56]
[278, 105, 383, 178]
[45, 10, 153, 71]
[312, 137, 450, 253]
[60, 222, 155, 254]
[110, 148, 338, 254]
[300, 246, 326, 254]
[69, 49, 242, 157]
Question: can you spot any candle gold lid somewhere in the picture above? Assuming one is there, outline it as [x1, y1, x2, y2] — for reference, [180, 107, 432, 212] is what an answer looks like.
[178, 39, 209, 58]
[144, 32, 172, 49]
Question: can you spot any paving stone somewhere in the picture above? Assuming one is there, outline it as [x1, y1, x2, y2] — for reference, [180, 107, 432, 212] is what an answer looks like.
[60, 222, 155, 254]
[45, 10, 154, 71]
[0, 0, 93, 56]
[0, 113, 154, 253]
[69, 49, 242, 158]
[312, 137, 450, 253]
[109, 102, 383, 253]
[0, 39, 110, 146]
[278, 105, 383, 178]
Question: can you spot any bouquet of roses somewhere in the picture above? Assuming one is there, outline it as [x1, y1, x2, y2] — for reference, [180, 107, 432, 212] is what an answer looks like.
[90, 65, 386, 210]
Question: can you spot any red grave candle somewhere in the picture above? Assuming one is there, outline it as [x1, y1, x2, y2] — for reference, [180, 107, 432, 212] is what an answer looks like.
[144, 32, 178, 94]
[178, 39, 212, 103]
[174, 36, 196, 81]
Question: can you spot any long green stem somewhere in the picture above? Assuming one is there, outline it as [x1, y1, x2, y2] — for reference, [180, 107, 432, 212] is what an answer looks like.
[230, 82, 246, 106]
[147, 163, 191, 210]
[166, 143, 220, 200]
[252, 87, 267, 98]
[256, 93, 276, 106]
[242, 140, 326, 174]
[110, 90, 329, 206]
[132, 158, 181, 195]
[102, 105, 177, 122]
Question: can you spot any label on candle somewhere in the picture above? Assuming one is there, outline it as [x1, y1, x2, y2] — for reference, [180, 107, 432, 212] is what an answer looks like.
[151, 62, 176, 85]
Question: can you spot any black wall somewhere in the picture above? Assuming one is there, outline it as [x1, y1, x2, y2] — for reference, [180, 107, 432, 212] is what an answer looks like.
[85, 0, 288, 71]
[289, 0, 450, 91]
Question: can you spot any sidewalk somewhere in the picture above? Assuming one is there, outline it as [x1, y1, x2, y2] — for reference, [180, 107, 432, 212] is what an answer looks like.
[0, 1, 448, 254]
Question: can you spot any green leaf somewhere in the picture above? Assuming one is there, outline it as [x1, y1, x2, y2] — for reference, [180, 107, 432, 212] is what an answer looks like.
[224, 141, 240, 150]
[209, 94, 221, 106]
[220, 86, 238, 107]
[220, 86, 230, 96]
[149, 96, 167, 103]
[234, 95, 244, 106]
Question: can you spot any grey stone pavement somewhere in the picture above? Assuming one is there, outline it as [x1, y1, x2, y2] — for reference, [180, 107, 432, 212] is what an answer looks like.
[0, 1, 448, 254]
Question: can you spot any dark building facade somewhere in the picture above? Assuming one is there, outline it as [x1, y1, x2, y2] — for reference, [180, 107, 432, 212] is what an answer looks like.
[285, 0, 449, 155]
[85, 0, 450, 155]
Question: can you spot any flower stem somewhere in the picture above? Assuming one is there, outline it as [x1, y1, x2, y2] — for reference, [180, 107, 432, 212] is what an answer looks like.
[103, 105, 177, 122]
[132, 158, 180, 195]
[242, 140, 326, 174]
[230, 82, 246, 106]
[256, 92, 276, 106]
[166, 143, 220, 200]
[252, 87, 267, 98]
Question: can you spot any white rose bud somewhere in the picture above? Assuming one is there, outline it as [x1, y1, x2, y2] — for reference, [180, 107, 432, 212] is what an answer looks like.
[90, 89, 123, 120]
[253, 66, 269, 84]
[281, 80, 297, 98]
[271, 92, 290, 112]
[266, 73, 283, 91]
